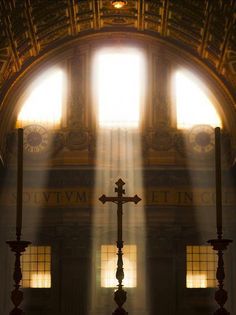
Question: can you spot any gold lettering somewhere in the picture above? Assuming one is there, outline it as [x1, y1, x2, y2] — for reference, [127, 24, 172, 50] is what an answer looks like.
[75, 191, 87, 202]
[53, 192, 62, 204]
[200, 192, 210, 204]
[43, 192, 51, 203]
[177, 192, 182, 204]
[184, 192, 193, 203]
[161, 191, 170, 203]
[23, 192, 31, 203]
[65, 191, 74, 202]
[34, 192, 42, 204]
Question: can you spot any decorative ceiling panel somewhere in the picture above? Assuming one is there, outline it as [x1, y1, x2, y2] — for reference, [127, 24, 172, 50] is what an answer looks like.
[100, 0, 138, 28]
[0, 0, 235, 96]
[144, 1, 162, 33]
[167, 0, 204, 52]
[30, 0, 69, 50]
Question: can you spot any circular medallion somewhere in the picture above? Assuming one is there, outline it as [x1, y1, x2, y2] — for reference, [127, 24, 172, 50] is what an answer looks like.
[188, 125, 214, 154]
[151, 129, 173, 151]
[23, 125, 49, 154]
[66, 130, 88, 150]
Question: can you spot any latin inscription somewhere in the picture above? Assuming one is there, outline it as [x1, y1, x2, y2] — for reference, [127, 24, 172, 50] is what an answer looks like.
[0, 188, 236, 207]
[149, 189, 236, 206]
[1, 189, 88, 207]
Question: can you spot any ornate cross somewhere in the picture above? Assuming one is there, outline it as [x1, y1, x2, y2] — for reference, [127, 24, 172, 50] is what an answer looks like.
[99, 178, 141, 315]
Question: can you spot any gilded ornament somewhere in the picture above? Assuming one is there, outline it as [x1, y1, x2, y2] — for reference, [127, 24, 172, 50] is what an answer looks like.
[66, 130, 88, 150]
[151, 129, 173, 151]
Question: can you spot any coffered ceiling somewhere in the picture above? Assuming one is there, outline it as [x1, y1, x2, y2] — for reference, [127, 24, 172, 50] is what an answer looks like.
[0, 0, 236, 97]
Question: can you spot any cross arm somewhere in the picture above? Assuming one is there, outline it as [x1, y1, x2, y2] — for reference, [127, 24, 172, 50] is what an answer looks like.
[99, 194, 117, 204]
[99, 194, 141, 204]
[122, 195, 141, 204]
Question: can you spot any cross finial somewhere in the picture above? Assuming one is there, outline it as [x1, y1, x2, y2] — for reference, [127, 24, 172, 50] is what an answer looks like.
[115, 178, 125, 196]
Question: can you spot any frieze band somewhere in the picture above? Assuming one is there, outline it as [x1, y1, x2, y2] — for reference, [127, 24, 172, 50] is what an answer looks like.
[1, 188, 236, 207]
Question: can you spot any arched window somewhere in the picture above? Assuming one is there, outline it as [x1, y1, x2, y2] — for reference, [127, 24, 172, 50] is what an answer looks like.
[94, 48, 144, 129]
[17, 69, 65, 128]
[175, 71, 222, 129]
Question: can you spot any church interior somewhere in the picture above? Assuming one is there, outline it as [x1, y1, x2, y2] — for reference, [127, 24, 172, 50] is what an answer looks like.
[0, 1, 236, 314]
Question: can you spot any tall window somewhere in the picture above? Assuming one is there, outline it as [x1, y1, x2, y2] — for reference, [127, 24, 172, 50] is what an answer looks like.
[186, 245, 217, 288]
[17, 69, 65, 128]
[21, 246, 51, 288]
[101, 245, 137, 288]
[175, 71, 222, 129]
[94, 49, 144, 128]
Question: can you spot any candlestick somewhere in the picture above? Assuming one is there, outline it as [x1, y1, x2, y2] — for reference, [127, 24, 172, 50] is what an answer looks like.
[16, 128, 23, 241]
[7, 240, 31, 315]
[215, 127, 222, 239]
[208, 127, 232, 315]
[7, 128, 31, 315]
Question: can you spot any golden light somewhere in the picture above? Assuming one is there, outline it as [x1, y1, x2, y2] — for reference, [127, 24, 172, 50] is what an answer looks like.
[175, 71, 222, 129]
[94, 49, 144, 128]
[31, 272, 51, 288]
[21, 246, 51, 288]
[186, 246, 217, 288]
[111, 0, 127, 9]
[186, 273, 207, 288]
[17, 69, 65, 128]
[101, 245, 137, 288]
[91, 48, 146, 310]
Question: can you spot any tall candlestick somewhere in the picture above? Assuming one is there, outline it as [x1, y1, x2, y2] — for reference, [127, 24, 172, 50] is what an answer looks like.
[208, 128, 232, 315]
[16, 128, 23, 241]
[7, 130, 31, 315]
[215, 127, 222, 238]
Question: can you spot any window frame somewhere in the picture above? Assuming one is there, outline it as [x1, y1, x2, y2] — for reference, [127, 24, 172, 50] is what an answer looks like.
[20, 245, 52, 289]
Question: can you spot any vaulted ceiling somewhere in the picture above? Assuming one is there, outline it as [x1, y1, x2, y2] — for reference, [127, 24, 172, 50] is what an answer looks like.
[0, 0, 236, 99]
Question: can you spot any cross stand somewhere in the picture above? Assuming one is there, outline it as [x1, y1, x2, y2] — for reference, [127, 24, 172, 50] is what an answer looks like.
[99, 179, 141, 315]
[208, 127, 232, 315]
[6, 128, 31, 315]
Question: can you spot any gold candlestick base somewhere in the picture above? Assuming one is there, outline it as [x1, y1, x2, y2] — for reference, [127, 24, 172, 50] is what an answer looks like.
[7, 240, 31, 315]
[208, 238, 232, 315]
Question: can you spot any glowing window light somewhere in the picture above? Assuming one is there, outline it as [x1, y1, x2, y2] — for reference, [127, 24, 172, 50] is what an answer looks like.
[187, 274, 207, 288]
[95, 50, 143, 128]
[31, 272, 51, 288]
[21, 246, 51, 288]
[175, 71, 222, 129]
[186, 245, 217, 288]
[17, 69, 64, 128]
[101, 245, 137, 288]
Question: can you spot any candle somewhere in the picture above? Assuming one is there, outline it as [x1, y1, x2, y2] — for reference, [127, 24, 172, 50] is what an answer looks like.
[215, 127, 222, 238]
[16, 128, 23, 240]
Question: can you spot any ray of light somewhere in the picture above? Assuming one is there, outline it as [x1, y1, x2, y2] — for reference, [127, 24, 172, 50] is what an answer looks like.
[90, 48, 147, 314]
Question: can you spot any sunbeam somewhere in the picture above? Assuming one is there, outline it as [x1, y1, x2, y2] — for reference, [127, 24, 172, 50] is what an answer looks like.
[90, 48, 148, 315]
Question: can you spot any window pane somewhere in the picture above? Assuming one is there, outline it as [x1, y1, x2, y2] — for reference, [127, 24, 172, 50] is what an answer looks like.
[175, 71, 222, 129]
[186, 245, 217, 288]
[101, 245, 137, 288]
[95, 49, 144, 128]
[21, 246, 51, 288]
[17, 69, 65, 128]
